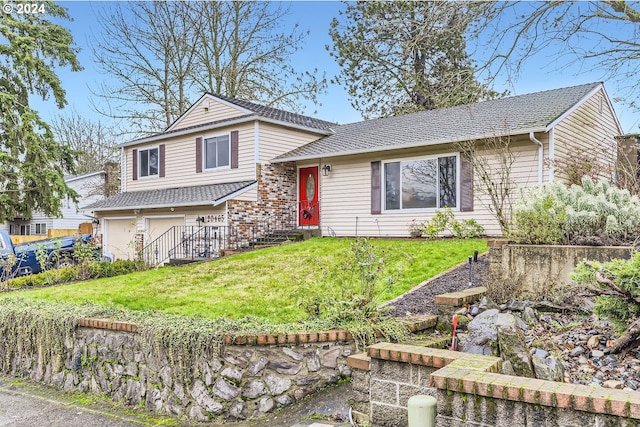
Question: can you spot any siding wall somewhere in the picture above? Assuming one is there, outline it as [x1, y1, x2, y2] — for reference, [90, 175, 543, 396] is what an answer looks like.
[317, 136, 544, 238]
[97, 205, 228, 236]
[169, 97, 246, 131]
[552, 87, 620, 183]
[54, 174, 105, 229]
[97, 205, 228, 260]
[258, 123, 325, 162]
[125, 122, 256, 192]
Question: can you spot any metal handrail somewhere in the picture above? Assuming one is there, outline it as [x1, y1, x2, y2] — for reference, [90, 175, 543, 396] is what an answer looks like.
[142, 201, 319, 265]
[168, 226, 239, 261]
[142, 225, 239, 266]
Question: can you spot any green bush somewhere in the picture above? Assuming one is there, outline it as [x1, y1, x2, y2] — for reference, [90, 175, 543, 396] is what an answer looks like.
[510, 176, 640, 245]
[510, 191, 566, 244]
[572, 254, 640, 333]
[2, 259, 146, 291]
[412, 207, 485, 239]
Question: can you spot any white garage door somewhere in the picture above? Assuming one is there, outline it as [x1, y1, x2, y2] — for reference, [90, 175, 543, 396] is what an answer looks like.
[104, 218, 137, 260]
[146, 217, 185, 265]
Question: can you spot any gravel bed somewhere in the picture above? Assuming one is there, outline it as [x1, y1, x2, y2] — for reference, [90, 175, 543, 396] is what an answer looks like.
[384, 255, 488, 317]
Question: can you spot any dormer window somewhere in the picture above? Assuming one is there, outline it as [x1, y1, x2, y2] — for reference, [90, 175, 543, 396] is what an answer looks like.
[139, 147, 159, 178]
[204, 134, 230, 170]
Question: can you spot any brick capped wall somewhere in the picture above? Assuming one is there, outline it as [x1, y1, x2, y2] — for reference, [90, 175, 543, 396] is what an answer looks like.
[350, 343, 640, 427]
[228, 162, 298, 245]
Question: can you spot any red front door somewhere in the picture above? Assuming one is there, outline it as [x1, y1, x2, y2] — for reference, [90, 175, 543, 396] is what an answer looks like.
[299, 166, 319, 226]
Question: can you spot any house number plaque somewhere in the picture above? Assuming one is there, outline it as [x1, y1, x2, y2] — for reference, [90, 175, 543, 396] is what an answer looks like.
[204, 215, 225, 223]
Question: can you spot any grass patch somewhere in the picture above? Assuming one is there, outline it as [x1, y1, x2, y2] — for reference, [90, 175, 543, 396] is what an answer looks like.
[8, 238, 486, 323]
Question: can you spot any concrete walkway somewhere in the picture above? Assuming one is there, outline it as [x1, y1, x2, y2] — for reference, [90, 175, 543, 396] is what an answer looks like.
[0, 375, 352, 427]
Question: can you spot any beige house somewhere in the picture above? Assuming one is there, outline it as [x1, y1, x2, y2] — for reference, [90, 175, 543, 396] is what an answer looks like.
[84, 82, 622, 262]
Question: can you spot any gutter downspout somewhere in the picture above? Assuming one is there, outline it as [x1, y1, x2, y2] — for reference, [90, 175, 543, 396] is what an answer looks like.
[548, 128, 555, 182]
[529, 132, 544, 185]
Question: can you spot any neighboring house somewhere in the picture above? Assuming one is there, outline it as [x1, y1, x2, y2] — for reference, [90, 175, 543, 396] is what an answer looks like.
[1, 171, 106, 239]
[84, 82, 623, 263]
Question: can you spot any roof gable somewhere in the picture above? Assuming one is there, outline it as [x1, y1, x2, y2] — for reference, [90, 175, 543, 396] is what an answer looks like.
[123, 93, 337, 148]
[167, 94, 252, 132]
[274, 82, 611, 162]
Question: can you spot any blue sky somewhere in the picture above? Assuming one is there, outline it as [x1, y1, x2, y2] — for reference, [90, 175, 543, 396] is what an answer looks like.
[37, 1, 639, 135]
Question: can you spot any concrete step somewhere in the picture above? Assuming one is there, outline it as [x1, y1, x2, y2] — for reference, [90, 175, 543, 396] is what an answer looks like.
[434, 286, 487, 307]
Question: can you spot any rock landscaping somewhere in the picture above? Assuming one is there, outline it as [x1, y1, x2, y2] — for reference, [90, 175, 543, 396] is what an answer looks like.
[386, 255, 640, 392]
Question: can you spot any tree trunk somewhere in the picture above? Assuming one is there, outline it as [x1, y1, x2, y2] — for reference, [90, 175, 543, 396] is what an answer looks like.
[611, 317, 640, 356]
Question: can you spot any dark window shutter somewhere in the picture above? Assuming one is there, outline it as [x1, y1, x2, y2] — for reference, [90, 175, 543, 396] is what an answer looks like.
[371, 161, 381, 214]
[159, 144, 165, 177]
[231, 131, 239, 169]
[196, 137, 202, 173]
[132, 149, 138, 180]
[460, 152, 474, 212]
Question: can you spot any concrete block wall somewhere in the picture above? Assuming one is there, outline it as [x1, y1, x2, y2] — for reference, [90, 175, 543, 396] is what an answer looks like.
[349, 342, 640, 427]
[489, 244, 633, 295]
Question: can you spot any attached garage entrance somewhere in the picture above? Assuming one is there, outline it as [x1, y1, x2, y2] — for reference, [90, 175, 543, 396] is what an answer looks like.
[145, 216, 185, 265]
[104, 218, 136, 260]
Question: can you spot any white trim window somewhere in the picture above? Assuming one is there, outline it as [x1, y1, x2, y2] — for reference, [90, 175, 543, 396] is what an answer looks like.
[34, 223, 47, 235]
[139, 147, 159, 178]
[383, 154, 458, 211]
[204, 134, 230, 170]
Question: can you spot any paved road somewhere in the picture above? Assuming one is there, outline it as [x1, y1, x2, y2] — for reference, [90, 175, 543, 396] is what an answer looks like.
[0, 376, 351, 427]
[0, 378, 158, 427]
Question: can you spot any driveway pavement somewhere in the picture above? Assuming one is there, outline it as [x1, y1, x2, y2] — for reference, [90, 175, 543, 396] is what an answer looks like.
[0, 375, 352, 427]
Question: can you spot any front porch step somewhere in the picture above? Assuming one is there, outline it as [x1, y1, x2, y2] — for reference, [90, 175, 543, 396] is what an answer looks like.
[251, 230, 305, 246]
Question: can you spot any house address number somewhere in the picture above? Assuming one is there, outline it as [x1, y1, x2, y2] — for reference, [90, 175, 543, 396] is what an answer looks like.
[203, 215, 225, 223]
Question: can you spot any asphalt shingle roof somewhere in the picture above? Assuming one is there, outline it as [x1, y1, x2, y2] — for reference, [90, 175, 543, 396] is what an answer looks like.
[274, 82, 602, 161]
[82, 181, 256, 211]
[210, 93, 338, 133]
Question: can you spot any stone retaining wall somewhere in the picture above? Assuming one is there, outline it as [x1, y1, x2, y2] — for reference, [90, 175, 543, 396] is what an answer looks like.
[348, 343, 640, 427]
[8, 318, 356, 422]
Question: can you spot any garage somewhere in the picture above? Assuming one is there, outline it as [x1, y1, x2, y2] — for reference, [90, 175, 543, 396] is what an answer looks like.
[103, 218, 137, 260]
[145, 216, 185, 265]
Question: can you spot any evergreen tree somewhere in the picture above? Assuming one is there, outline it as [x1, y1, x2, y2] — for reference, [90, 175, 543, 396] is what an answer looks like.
[328, 1, 498, 119]
[0, 2, 81, 221]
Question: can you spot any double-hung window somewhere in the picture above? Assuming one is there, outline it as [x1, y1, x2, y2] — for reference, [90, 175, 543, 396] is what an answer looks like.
[34, 223, 47, 235]
[139, 147, 159, 178]
[384, 155, 458, 211]
[204, 134, 230, 170]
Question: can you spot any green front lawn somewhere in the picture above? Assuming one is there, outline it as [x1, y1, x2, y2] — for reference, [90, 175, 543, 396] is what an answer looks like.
[9, 238, 487, 323]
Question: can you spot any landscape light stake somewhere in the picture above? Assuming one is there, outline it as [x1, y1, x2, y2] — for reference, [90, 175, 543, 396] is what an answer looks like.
[468, 256, 473, 286]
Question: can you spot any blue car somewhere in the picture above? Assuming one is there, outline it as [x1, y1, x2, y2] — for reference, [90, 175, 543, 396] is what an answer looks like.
[0, 231, 95, 279]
